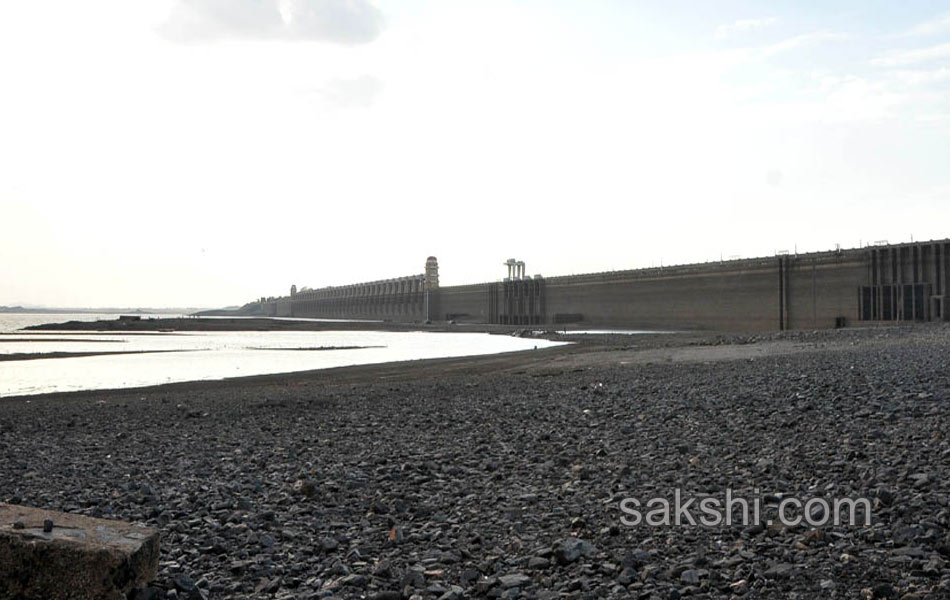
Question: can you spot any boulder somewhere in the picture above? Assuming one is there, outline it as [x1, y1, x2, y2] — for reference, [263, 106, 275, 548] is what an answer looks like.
[0, 503, 159, 600]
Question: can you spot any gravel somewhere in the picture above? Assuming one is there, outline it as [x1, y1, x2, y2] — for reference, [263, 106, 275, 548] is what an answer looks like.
[1, 325, 949, 599]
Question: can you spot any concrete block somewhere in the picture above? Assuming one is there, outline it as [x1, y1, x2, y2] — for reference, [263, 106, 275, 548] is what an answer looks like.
[0, 502, 159, 600]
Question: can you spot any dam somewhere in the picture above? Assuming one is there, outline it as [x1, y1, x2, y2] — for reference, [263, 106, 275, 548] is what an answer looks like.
[256, 240, 950, 332]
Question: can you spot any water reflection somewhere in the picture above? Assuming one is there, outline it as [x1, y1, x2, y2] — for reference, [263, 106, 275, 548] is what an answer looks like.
[0, 330, 566, 397]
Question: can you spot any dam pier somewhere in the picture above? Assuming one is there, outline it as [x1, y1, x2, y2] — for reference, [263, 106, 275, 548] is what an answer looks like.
[257, 240, 950, 332]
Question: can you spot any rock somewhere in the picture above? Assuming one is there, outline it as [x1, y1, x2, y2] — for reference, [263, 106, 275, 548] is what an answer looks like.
[459, 568, 479, 586]
[498, 573, 532, 589]
[372, 559, 393, 578]
[172, 573, 205, 600]
[729, 579, 748, 594]
[0, 503, 159, 600]
[319, 537, 339, 552]
[293, 478, 317, 497]
[552, 537, 595, 565]
[893, 546, 928, 558]
[764, 563, 794, 579]
[475, 577, 499, 594]
[400, 568, 425, 590]
[617, 567, 636, 585]
[924, 556, 946, 575]
[872, 583, 897, 598]
[387, 525, 404, 545]
[438, 585, 464, 600]
[340, 574, 368, 588]
[527, 556, 550, 570]
[745, 523, 765, 535]
[877, 486, 896, 506]
[680, 569, 702, 584]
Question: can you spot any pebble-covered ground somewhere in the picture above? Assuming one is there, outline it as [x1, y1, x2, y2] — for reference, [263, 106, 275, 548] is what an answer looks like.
[1, 325, 948, 599]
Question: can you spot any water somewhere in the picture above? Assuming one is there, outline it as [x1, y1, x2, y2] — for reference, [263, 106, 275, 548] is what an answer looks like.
[557, 329, 676, 335]
[0, 313, 566, 397]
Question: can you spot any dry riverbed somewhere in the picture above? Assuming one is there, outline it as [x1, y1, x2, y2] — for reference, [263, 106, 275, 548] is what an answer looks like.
[1, 325, 948, 599]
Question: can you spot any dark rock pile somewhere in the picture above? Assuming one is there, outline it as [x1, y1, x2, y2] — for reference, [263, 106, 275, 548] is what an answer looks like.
[1, 327, 948, 598]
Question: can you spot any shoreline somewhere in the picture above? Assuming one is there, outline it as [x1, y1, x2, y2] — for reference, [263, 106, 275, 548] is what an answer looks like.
[2, 322, 936, 403]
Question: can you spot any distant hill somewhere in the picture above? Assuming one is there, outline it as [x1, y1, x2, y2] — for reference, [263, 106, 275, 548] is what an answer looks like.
[0, 306, 207, 315]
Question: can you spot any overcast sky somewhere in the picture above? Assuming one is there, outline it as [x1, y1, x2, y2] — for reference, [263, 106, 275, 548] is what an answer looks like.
[2, 1, 949, 308]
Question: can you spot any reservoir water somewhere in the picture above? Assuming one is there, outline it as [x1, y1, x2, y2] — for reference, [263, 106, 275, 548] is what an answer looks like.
[0, 313, 567, 397]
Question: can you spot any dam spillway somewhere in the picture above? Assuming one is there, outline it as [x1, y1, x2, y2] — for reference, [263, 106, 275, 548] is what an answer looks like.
[257, 240, 950, 332]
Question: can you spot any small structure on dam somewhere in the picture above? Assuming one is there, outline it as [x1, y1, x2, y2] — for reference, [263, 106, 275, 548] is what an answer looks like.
[488, 259, 545, 325]
[255, 239, 950, 331]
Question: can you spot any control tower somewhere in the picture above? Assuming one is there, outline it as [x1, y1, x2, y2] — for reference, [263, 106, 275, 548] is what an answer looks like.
[425, 256, 439, 290]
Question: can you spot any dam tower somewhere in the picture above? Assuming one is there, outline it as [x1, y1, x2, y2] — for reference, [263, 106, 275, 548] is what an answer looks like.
[425, 256, 439, 290]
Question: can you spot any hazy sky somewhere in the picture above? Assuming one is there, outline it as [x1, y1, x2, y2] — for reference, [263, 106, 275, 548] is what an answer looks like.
[2, 1, 949, 307]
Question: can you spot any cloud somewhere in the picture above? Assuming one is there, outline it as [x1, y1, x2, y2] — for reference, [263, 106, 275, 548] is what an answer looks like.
[715, 17, 777, 40]
[892, 12, 950, 37]
[872, 42, 950, 67]
[893, 67, 950, 85]
[761, 31, 850, 57]
[159, 0, 384, 44]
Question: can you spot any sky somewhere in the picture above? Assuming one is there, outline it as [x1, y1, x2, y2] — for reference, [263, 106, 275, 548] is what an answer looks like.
[1, 1, 948, 308]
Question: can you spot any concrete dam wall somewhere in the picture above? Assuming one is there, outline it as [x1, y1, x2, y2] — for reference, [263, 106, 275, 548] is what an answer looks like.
[259, 240, 950, 332]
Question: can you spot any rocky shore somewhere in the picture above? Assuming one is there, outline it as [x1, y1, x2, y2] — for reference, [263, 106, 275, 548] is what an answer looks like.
[1, 325, 948, 599]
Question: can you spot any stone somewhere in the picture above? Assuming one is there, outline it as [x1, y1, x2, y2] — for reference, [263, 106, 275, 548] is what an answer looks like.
[499, 573, 532, 589]
[293, 479, 317, 498]
[872, 583, 897, 599]
[0, 503, 159, 600]
[730, 579, 748, 593]
[764, 562, 794, 579]
[877, 486, 896, 506]
[527, 556, 550, 570]
[459, 568, 479, 586]
[475, 577, 499, 594]
[438, 585, 464, 600]
[173, 573, 206, 600]
[340, 574, 368, 588]
[617, 567, 636, 585]
[680, 569, 701, 584]
[319, 537, 339, 552]
[388, 525, 404, 545]
[552, 537, 595, 565]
